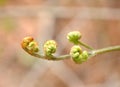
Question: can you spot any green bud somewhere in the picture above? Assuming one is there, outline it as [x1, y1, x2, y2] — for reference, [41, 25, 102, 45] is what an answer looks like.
[27, 41, 39, 53]
[72, 52, 79, 58]
[78, 51, 88, 63]
[67, 31, 82, 44]
[33, 46, 39, 52]
[70, 45, 82, 63]
[70, 45, 82, 56]
[70, 46, 89, 64]
[28, 41, 36, 47]
[44, 40, 57, 57]
[72, 56, 81, 64]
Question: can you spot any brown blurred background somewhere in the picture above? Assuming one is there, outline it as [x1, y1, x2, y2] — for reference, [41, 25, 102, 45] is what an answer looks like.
[0, 0, 120, 87]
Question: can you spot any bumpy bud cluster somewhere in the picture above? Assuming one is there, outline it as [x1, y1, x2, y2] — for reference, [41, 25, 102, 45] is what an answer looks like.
[43, 40, 57, 57]
[67, 31, 82, 44]
[21, 37, 39, 54]
[70, 45, 89, 64]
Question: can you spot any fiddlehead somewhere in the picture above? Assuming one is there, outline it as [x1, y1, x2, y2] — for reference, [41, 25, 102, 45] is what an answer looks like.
[21, 31, 120, 64]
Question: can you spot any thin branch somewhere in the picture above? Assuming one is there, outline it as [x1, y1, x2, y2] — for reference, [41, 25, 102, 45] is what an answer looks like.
[78, 41, 93, 50]
[29, 53, 70, 61]
[89, 45, 120, 57]
[25, 45, 120, 61]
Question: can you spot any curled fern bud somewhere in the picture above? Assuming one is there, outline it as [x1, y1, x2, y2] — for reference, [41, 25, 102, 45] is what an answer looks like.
[21, 37, 39, 54]
[70, 45, 82, 58]
[70, 45, 89, 64]
[43, 40, 57, 57]
[67, 31, 82, 44]
[28, 41, 39, 53]
[21, 36, 34, 49]
[78, 51, 89, 63]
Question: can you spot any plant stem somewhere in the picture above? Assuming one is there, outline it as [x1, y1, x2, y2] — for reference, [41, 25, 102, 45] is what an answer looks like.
[78, 41, 93, 50]
[51, 54, 70, 61]
[90, 45, 120, 56]
[30, 53, 70, 61]
[53, 45, 120, 60]
[27, 46, 120, 61]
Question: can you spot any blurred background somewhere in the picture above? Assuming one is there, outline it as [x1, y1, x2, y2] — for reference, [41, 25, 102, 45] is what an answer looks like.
[0, 0, 120, 87]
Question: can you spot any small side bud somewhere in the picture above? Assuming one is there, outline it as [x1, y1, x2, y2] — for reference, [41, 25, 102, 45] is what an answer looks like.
[70, 45, 82, 58]
[67, 31, 82, 44]
[70, 46, 82, 63]
[70, 45, 89, 64]
[44, 40, 57, 58]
